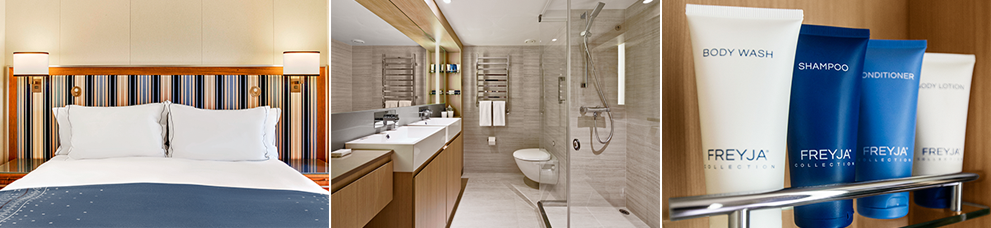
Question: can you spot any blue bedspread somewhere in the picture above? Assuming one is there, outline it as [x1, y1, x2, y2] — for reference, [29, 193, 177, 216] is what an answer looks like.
[0, 183, 328, 227]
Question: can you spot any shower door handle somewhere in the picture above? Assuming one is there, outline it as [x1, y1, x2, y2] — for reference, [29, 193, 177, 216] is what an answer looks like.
[558, 76, 566, 104]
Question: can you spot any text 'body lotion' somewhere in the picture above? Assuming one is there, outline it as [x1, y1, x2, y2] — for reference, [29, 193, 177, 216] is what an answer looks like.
[686, 4, 802, 228]
[913, 53, 975, 209]
[787, 24, 868, 228]
[856, 39, 926, 219]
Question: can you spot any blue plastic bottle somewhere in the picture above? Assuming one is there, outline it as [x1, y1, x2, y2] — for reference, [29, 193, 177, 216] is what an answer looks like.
[855, 39, 927, 219]
[788, 24, 868, 228]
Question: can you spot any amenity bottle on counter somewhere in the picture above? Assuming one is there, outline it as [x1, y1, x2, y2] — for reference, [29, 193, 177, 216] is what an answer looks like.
[787, 24, 868, 228]
[855, 39, 927, 219]
[913, 53, 975, 208]
[686, 4, 803, 228]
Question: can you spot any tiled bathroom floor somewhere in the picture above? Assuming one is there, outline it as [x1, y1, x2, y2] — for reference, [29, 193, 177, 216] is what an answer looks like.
[449, 173, 542, 228]
[450, 172, 650, 228]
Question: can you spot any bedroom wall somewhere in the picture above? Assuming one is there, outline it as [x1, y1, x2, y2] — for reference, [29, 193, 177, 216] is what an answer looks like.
[4, 0, 328, 66]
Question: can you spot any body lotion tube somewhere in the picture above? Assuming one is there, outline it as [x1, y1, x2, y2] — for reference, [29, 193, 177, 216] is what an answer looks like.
[856, 40, 926, 219]
[686, 4, 803, 228]
[913, 53, 975, 209]
[787, 24, 868, 228]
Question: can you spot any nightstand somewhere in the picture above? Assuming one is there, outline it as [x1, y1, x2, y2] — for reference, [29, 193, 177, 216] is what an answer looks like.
[0, 159, 47, 189]
[286, 159, 329, 190]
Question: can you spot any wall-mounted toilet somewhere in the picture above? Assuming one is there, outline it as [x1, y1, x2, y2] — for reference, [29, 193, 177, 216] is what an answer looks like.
[513, 148, 558, 188]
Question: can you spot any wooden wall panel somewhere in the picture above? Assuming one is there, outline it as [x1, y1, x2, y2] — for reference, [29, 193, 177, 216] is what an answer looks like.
[60, 0, 131, 65]
[130, 0, 203, 65]
[201, 0, 274, 65]
[274, 0, 329, 65]
[6, 0, 61, 65]
[662, 0, 913, 227]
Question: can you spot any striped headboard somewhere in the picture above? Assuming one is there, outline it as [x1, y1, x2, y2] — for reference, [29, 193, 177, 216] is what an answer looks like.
[7, 67, 327, 167]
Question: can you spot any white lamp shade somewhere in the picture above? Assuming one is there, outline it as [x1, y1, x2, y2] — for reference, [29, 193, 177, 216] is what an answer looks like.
[283, 51, 320, 76]
[13, 52, 49, 76]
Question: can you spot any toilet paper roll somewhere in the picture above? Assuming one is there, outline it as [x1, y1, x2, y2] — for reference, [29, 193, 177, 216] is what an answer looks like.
[488, 136, 496, 146]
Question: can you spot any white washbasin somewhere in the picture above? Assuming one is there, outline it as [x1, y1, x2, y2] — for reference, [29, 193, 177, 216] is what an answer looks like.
[345, 126, 446, 172]
[407, 118, 462, 142]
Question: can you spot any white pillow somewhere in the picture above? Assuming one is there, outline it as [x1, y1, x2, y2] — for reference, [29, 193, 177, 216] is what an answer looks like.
[168, 104, 269, 161]
[52, 107, 70, 155]
[264, 107, 281, 159]
[66, 103, 169, 159]
[53, 101, 171, 155]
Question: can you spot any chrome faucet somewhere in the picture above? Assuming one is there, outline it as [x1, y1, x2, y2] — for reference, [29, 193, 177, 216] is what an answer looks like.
[382, 113, 400, 131]
[419, 109, 433, 120]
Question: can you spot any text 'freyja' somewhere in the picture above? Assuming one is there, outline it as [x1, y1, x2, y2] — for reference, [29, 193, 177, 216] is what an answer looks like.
[707, 149, 769, 161]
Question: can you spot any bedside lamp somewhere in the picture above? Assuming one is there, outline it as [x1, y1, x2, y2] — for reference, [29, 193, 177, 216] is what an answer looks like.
[13, 52, 49, 93]
[283, 51, 320, 93]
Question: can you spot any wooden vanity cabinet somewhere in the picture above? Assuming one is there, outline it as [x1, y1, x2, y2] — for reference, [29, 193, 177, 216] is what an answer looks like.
[445, 134, 463, 220]
[367, 133, 463, 228]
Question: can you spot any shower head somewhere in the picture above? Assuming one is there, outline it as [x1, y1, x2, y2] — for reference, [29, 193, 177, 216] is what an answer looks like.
[581, 2, 606, 37]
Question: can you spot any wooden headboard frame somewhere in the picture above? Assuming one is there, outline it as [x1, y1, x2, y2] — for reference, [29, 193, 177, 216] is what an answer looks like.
[6, 66, 327, 161]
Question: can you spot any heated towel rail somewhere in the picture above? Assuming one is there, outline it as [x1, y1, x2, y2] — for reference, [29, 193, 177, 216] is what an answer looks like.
[476, 55, 510, 113]
[382, 54, 417, 107]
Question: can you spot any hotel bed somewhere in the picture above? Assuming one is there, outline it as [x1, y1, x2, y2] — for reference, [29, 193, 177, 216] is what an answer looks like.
[1, 66, 329, 227]
[0, 156, 328, 227]
[0, 100, 328, 227]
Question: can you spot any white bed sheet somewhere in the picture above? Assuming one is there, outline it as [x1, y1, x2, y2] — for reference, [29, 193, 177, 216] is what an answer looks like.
[3, 155, 328, 194]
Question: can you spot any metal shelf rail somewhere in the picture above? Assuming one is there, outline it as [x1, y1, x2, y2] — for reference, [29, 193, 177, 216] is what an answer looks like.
[669, 172, 980, 228]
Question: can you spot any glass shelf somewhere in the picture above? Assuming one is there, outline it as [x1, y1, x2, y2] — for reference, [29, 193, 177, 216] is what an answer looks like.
[779, 201, 989, 227]
[665, 201, 988, 228]
[669, 173, 982, 228]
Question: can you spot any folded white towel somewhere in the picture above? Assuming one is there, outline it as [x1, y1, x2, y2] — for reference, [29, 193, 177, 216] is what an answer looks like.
[385, 100, 399, 108]
[331, 149, 352, 158]
[492, 101, 506, 126]
[479, 101, 492, 126]
[399, 100, 412, 107]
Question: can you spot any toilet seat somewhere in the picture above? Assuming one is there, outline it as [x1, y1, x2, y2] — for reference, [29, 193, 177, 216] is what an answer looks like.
[513, 148, 550, 161]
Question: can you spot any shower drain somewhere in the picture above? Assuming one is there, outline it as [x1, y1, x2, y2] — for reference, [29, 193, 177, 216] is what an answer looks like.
[619, 209, 630, 215]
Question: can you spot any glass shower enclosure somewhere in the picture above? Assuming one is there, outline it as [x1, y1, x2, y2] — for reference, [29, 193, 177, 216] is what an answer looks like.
[537, 0, 659, 227]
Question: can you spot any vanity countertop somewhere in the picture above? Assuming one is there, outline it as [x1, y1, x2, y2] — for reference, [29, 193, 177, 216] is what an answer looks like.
[331, 150, 393, 191]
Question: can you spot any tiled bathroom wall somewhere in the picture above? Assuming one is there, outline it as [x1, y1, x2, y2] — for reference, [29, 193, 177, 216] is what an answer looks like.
[623, 1, 661, 227]
[331, 39, 353, 113]
[461, 46, 543, 173]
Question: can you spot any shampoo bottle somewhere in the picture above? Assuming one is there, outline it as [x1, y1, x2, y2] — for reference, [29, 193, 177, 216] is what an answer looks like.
[787, 24, 868, 228]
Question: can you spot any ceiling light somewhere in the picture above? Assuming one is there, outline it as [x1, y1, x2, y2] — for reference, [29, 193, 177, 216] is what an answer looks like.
[551, 39, 558, 42]
[351, 39, 365, 44]
[443, 0, 451, 3]
[643, 0, 653, 3]
[524, 39, 538, 44]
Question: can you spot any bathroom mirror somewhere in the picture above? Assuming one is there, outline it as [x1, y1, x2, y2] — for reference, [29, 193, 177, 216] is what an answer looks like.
[330, 0, 448, 114]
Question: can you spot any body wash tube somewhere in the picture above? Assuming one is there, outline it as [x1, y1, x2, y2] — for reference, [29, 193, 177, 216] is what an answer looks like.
[913, 53, 975, 209]
[855, 39, 926, 219]
[686, 4, 803, 228]
[787, 24, 868, 228]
